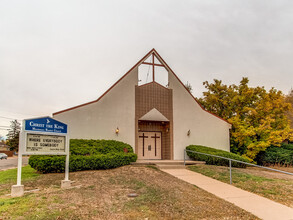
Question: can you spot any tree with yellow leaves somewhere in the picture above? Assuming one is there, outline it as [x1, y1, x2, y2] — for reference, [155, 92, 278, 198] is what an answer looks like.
[286, 89, 293, 128]
[198, 78, 293, 161]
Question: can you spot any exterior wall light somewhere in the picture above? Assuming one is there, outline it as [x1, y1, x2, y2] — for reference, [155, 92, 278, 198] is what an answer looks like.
[187, 129, 191, 136]
[166, 128, 169, 133]
[115, 127, 119, 135]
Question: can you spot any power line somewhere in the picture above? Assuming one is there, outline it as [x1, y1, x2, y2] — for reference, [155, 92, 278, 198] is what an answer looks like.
[0, 128, 9, 131]
[0, 116, 19, 120]
[0, 116, 23, 121]
[0, 109, 38, 117]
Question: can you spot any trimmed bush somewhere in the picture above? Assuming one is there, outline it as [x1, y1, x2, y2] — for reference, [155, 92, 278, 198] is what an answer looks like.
[256, 143, 293, 166]
[29, 153, 137, 173]
[186, 145, 250, 168]
[29, 139, 137, 173]
[70, 139, 133, 155]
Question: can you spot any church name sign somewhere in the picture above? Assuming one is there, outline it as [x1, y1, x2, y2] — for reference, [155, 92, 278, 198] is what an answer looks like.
[12, 116, 71, 197]
[25, 117, 67, 134]
[22, 117, 68, 154]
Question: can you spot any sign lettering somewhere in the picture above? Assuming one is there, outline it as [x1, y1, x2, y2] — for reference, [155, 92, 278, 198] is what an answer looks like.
[26, 134, 65, 153]
[25, 117, 67, 133]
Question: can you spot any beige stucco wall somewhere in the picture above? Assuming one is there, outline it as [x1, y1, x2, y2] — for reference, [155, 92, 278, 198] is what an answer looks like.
[53, 67, 138, 149]
[53, 51, 230, 160]
[168, 72, 231, 160]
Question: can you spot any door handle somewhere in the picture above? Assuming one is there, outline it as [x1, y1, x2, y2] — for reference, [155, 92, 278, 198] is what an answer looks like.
[148, 145, 151, 151]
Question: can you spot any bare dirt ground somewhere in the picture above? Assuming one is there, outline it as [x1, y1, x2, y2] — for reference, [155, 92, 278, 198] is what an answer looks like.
[0, 165, 258, 219]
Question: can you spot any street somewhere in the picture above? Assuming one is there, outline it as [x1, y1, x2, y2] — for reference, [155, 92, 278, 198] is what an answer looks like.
[0, 157, 29, 171]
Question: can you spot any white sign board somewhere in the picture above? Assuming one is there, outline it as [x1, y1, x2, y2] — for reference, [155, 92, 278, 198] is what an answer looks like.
[12, 116, 71, 197]
[19, 117, 69, 156]
[26, 134, 66, 153]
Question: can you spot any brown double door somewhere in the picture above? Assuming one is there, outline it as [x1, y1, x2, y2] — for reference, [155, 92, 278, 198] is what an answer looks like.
[138, 131, 161, 159]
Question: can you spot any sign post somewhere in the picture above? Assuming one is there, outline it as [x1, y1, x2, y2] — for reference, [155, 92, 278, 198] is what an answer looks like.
[11, 116, 71, 197]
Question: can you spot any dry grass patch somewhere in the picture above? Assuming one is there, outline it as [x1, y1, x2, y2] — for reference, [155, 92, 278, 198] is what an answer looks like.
[0, 165, 257, 219]
[188, 164, 293, 208]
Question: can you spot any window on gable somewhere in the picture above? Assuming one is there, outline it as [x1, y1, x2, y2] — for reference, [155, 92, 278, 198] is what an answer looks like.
[138, 53, 169, 87]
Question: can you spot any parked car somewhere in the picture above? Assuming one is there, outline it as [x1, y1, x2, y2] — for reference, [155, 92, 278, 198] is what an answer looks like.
[0, 153, 8, 160]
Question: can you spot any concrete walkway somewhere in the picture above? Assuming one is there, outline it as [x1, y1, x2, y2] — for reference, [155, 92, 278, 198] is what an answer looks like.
[162, 168, 293, 220]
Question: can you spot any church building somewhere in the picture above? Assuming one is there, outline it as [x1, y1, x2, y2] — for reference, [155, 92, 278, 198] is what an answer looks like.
[53, 49, 231, 160]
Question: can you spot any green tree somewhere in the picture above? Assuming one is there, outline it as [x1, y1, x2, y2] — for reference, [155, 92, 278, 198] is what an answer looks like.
[198, 77, 293, 161]
[6, 120, 21, 151]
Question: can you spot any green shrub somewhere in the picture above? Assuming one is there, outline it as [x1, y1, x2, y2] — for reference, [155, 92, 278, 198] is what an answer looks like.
[29, 139, 137, 173]
[186, 145, 250, 168]
[256, 143, 293, 166]
[29, 153, 137, 173]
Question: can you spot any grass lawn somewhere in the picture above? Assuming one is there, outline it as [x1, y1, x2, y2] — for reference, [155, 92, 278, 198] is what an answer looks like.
[0, 165, 258, 219]
[188, 164, 293, 208]
[0, 166, 40, 184]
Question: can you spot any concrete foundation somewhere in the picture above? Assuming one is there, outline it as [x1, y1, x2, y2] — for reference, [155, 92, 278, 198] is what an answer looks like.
[61, 180, 72, 188]
[11, 185, 24, 197]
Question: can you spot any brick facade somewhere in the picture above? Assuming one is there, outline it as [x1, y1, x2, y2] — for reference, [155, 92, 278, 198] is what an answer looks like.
[135, 82, 173, 159]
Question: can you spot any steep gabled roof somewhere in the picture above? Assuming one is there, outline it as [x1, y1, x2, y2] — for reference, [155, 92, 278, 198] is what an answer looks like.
[151, 49, 232, 126]
[53, 49, 231, 126]
[53, 49, 154, 115]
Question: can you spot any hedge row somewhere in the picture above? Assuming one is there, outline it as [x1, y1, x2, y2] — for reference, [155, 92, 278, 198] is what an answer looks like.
[29, 139, 137, 173]
[29, 153, 137, 173]
[256, 143, 293, 166]
[186, 145, 250, 168]
[70, 139, 133, 155]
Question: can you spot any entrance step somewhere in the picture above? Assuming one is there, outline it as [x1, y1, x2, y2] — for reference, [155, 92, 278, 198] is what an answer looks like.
[155, 164, 186, 169]
[131, 160, 205, 166]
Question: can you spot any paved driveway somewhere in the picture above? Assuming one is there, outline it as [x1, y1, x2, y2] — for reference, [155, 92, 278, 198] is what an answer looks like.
[0, 157, 29, 171]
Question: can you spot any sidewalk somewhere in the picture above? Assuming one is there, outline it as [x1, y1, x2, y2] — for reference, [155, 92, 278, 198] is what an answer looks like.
[162, 168, 293, 220]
